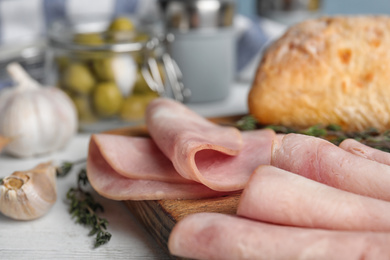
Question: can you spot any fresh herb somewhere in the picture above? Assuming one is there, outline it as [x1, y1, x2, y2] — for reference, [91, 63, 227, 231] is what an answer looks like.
[265, 125, 297, 134]
[66, 168, 112, 248]
[57, 160, 111, 248]
[326, 124, 342, 131]
[301, 125, 328, 137]
[56, 158, 86, 177]
[235, 116, 390, 152]
[235, 115, 258, 131]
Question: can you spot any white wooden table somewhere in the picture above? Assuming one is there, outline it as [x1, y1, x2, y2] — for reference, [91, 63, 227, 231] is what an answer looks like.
[0, 83, 249, 259]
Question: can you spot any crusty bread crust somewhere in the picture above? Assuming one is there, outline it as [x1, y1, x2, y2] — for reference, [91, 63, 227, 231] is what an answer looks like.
[248, 16, 390, 132]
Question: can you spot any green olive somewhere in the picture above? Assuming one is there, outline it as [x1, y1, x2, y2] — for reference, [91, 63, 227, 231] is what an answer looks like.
[60, 87, 74, 98]
[92, 58, 115, 81]
[132, 69, 152, 94]
[120, 94, 158, 121]
[106, 17, 136, 43]
[92, 82, 123, 117]
[132, 52, 144, 66]
[107, 17, 134, 32]
[55, 56, 70, 73]
[133, 63, 165, 94]
[73, 32, 104, 46]
[133, 32, 150, 43]
[143, 92, 159, 103]
[72, 95, 97, 122]
[63, 63, 96, 94]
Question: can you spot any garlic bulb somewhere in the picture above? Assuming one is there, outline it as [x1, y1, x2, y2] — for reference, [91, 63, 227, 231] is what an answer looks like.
[0, 162, 57, 220]
[0, 135, 11, 152]
[0, 63, 78, 157]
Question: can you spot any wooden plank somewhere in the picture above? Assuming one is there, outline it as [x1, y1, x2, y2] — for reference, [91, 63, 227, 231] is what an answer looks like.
[124, 193, 241, 258]
[105, 115, 244, 258]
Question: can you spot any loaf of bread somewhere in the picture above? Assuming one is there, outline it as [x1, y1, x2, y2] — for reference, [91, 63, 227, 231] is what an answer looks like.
[248, 16, 390, 132]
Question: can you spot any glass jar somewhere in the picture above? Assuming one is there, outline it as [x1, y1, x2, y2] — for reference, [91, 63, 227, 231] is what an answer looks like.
[45, 16, 187, 132]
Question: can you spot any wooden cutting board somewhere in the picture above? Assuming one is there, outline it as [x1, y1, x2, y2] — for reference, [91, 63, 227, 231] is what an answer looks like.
[106, 115, 244, 258]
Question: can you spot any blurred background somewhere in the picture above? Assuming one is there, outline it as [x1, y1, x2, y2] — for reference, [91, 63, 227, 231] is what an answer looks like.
[1, 0, 389, 132]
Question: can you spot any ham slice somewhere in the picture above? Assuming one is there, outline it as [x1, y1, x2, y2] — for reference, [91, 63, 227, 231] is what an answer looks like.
[192, 130, 275, 191]
[86, 97, 276, 198]
[90, 134, 192, 183]
[88, 129, 274, 193]
[340, 138, 390, 166]
[237, 165, 390, 231]
[146, 98, 274, 191]
[168, 212, 390, 260]
[271, 133, 390, 201]
[87, 137, 230, 200]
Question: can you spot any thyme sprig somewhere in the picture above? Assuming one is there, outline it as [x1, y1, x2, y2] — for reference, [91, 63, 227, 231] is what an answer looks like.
[66, 168, 112, 248]
[235, 115, 258, 131]
[56, 158, 87, 177]
[235, 115, 390, 152]
[56, 160, 111, 248]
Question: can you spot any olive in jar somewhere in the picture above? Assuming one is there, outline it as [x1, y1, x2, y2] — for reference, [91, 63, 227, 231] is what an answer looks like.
[63, 63, 96, 95]
[92, 82, 123, 117]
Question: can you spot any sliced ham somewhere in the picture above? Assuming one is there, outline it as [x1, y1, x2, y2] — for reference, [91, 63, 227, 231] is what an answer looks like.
[88, 130, 274, 193]
[87, 137, 230, 200]
[340, 138, 390, 166]
[237, 165, 390, 231]
[146, 98, 243, 166]
[192, 130, 275, 191]
[271, 133, 390, 201]
[168, 212, 390, 260]
[146, 98, 242, 180]
[146, 98, 274, 191]
[90, 134, 192, 183]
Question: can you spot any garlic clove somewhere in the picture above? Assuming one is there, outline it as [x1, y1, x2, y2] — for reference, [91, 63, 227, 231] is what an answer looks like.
[0, 162, 57, 220]
[7, 62, 40, 90]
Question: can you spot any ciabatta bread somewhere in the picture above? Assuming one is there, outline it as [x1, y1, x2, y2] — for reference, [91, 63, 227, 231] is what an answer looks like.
[248, 16, 390, 132]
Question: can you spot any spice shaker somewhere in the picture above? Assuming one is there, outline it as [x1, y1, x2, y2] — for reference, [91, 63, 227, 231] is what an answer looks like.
[256, 0, 323, 25]
[160, 0, 236, 103]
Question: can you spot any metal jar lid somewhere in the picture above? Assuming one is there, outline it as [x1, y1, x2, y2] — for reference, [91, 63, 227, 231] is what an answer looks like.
[160, 0, 236, 31]
[257, 0, 322, 14]
[47, 18, 149, 53]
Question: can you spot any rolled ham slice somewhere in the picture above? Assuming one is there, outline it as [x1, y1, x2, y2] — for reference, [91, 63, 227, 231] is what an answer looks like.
[87, 137, 230, 200]
[146, 98, 274, 191]
[272, 133, 390, 201]
[168, 212, 390, 260]
[340, 138, 390, 166]
[237, 165, 390, 231]
[191, 129, 275, 191]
